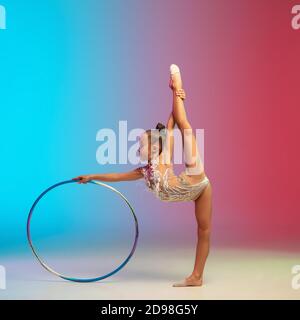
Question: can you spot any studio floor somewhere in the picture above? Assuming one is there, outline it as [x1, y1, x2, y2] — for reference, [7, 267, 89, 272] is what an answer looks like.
[0, 247, 299, 300]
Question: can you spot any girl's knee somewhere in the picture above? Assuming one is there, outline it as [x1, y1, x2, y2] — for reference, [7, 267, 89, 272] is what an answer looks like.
[197, 226, 211, 238]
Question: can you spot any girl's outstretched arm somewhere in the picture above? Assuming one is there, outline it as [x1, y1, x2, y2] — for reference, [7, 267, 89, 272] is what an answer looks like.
[164, 91, 185, 164]
[167, 112, 175, 130]
[171, 89, 189, 130]
[164, 112, 175, 164]
[72, 168, 143, 184]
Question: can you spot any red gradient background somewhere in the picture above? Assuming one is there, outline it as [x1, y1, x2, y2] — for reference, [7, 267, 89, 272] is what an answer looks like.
[121, 0, 300, 251]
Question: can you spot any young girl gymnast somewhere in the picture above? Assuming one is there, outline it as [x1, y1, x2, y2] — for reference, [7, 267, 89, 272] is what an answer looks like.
[73, 64, 213, 287]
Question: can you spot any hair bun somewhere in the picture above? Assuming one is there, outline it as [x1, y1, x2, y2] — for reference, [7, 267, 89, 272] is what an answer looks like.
[156, 122, 166, 131]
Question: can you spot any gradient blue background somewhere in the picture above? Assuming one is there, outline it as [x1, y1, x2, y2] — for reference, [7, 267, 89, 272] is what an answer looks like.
[1, 0, 185, 256]
[0, 0, 144, 254]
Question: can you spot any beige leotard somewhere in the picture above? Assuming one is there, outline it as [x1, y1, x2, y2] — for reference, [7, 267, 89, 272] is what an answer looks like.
[139, 159, 210, 202]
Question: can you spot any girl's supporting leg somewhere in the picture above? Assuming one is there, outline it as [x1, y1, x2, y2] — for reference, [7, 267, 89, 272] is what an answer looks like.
[173, 183, 212, 287]
[192, 183, 212, 278]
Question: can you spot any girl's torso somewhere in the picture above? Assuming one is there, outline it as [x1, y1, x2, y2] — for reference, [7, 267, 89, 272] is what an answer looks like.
[140, 160, 209, 202]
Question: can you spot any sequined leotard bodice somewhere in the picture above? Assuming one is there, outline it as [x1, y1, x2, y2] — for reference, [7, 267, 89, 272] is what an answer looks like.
[138, 159, 210, 202]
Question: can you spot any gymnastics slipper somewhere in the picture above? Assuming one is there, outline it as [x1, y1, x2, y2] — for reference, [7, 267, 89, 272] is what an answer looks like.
[170, 64, 180, 75]
[172, 278, 203, 287]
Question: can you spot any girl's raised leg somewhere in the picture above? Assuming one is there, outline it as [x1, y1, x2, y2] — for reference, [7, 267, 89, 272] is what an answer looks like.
[169, 65, 204, 177]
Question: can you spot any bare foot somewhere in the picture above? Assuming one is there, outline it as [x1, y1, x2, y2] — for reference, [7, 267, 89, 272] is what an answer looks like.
[169, 64, 182, 90]
[172, 275, 203, 287]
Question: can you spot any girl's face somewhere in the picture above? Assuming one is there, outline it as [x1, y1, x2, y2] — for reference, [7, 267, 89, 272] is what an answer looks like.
[138, 132, 150, 161]
[138, 132, 160, 162]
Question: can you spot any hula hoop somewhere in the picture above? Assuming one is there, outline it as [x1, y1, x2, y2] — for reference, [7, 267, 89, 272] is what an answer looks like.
[26, 179, 139, 283]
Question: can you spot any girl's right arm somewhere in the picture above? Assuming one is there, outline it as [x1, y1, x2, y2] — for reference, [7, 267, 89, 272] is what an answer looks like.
[72, 167, 144, 184]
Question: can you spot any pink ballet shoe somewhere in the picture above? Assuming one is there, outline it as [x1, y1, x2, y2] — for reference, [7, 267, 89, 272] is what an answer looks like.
[170, 64, 180, 75]
[169, 64, 182, 90]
